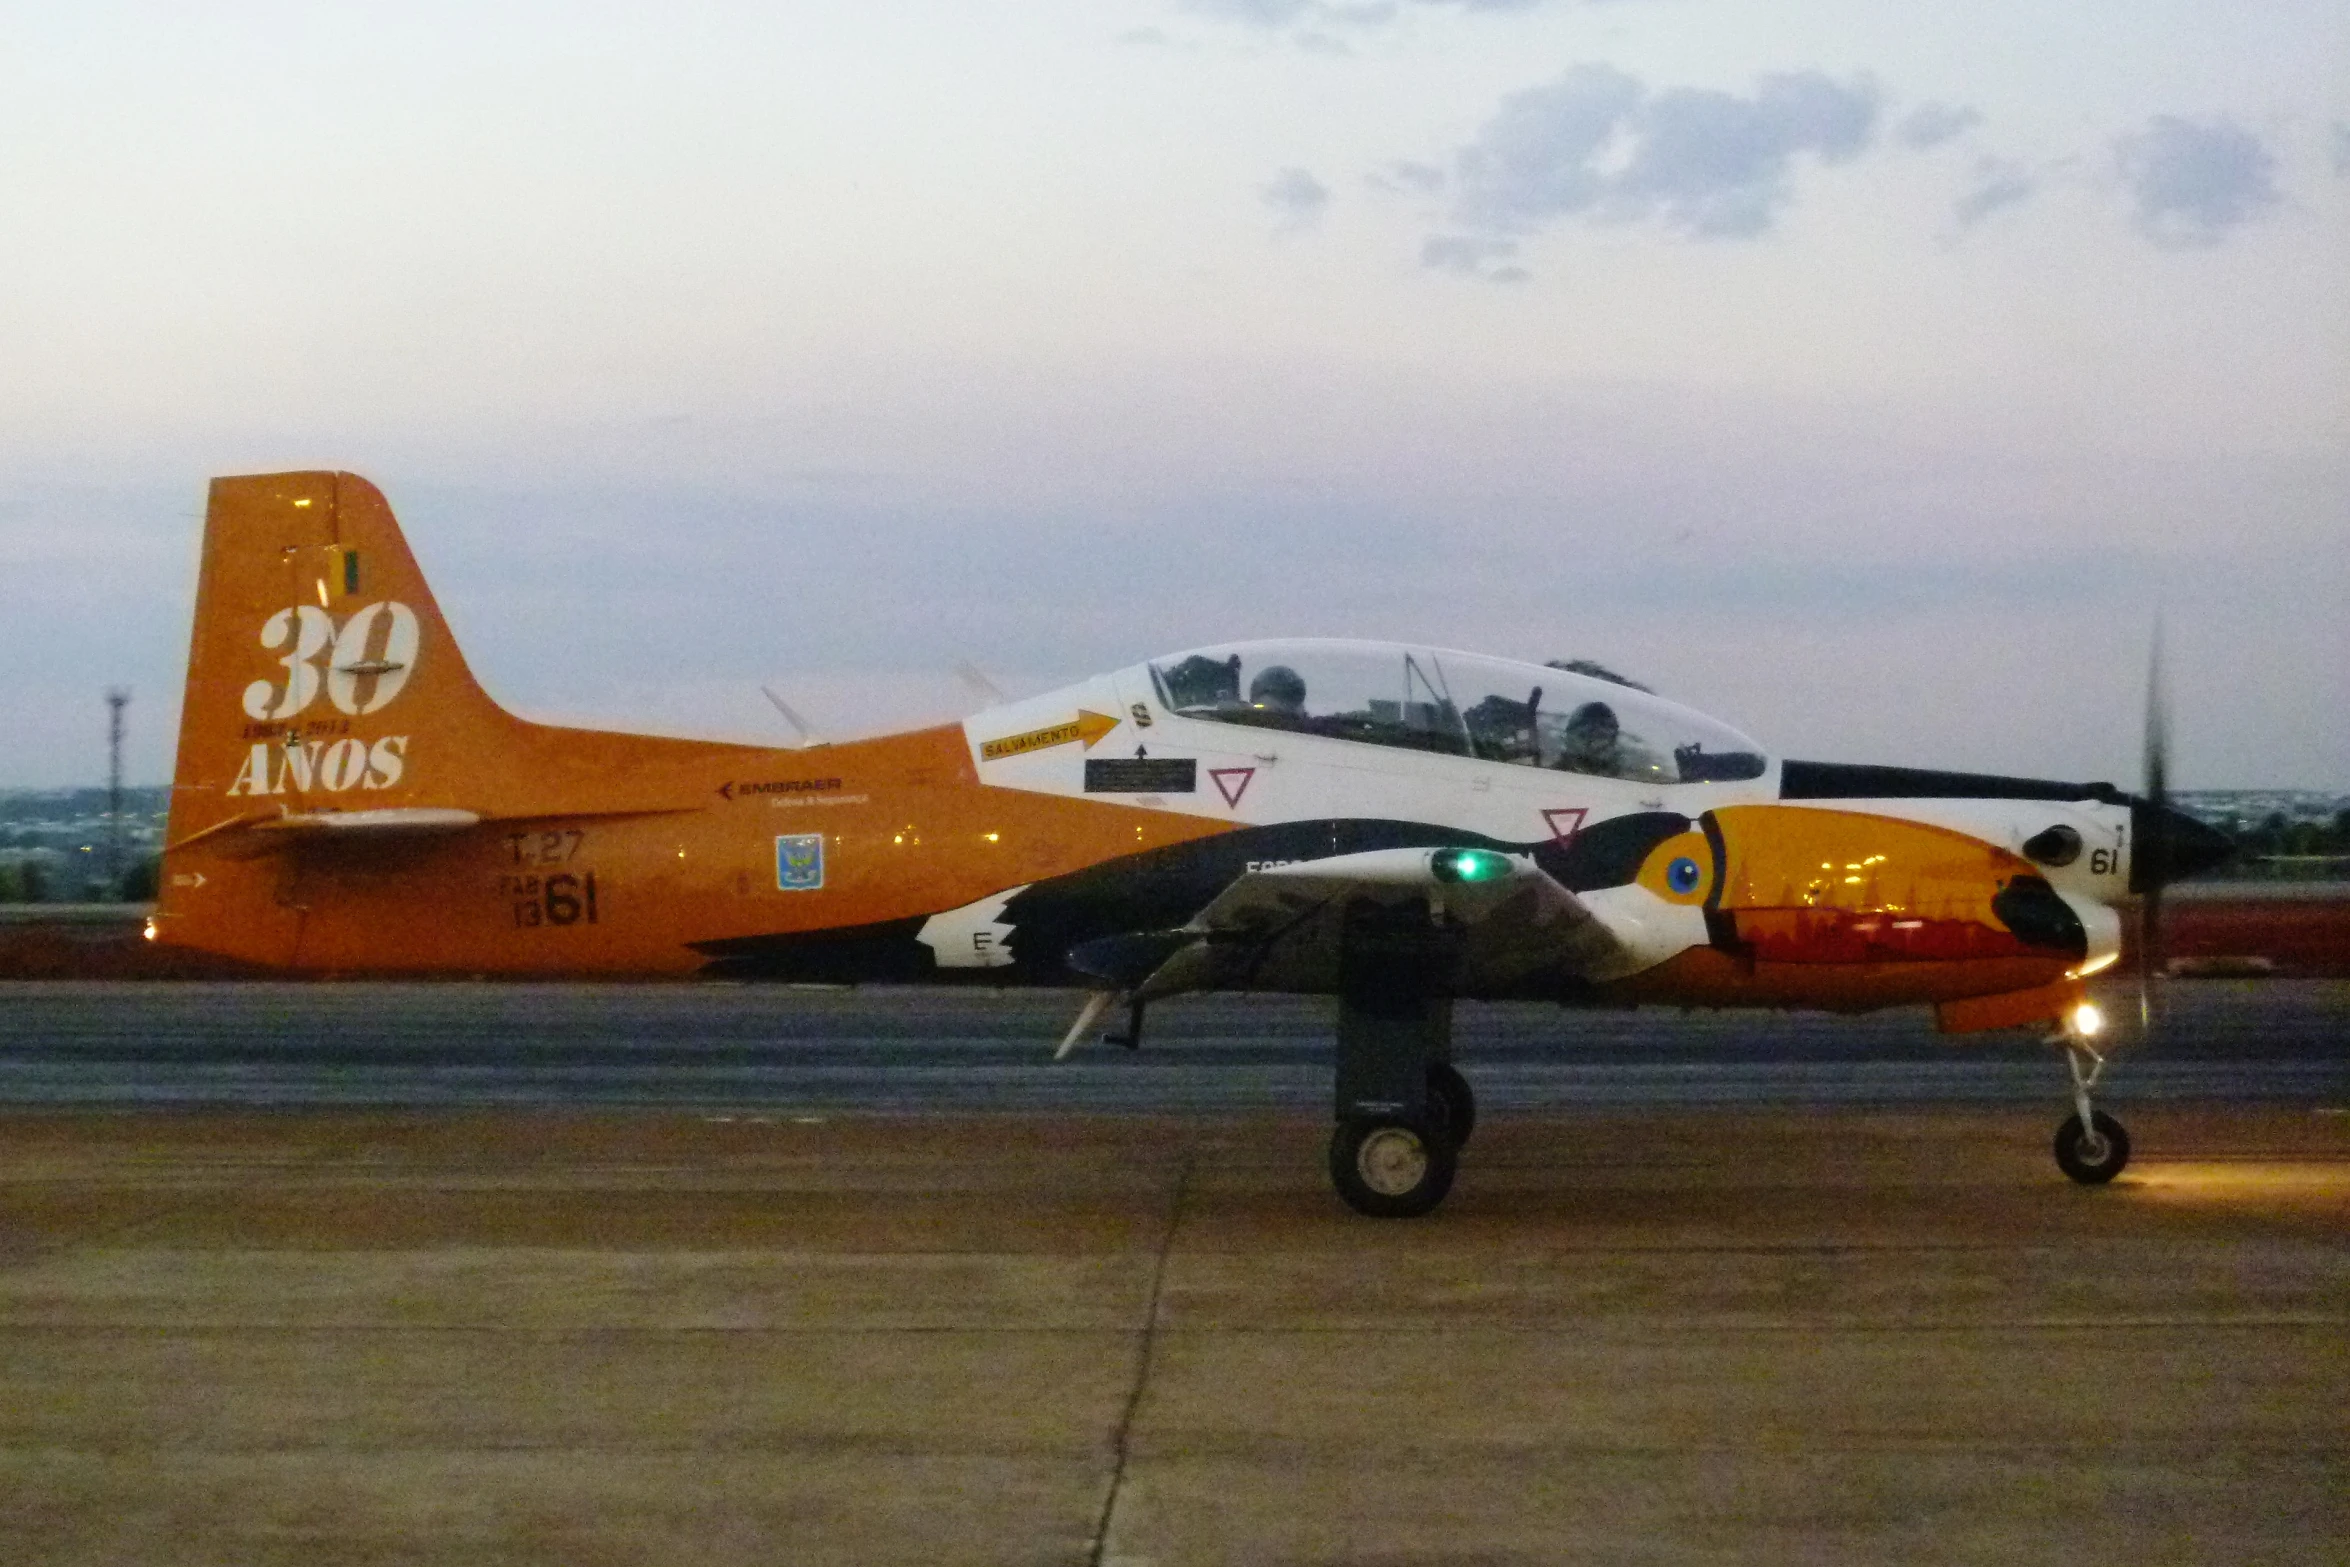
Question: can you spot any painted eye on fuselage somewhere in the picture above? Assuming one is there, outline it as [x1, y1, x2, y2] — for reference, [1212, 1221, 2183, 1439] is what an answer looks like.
[1637, 829, 1717, 906]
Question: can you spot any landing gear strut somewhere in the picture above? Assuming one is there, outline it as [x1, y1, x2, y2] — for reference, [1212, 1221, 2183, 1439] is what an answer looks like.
[1327, 899, 1467, 1218]
[2051, 1028, 2130, 1184]
[1426, 1060, 1475, 1149]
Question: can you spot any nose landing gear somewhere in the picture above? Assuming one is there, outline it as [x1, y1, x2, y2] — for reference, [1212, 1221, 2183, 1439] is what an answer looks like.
[2051, 1029, 2130, 1184]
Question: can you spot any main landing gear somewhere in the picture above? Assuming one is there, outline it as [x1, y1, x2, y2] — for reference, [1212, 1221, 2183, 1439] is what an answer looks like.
[1329, 1062, 1477, 1219]
[1327, 901, 1473, 1219]
[2050, 1017, 2130, 1185]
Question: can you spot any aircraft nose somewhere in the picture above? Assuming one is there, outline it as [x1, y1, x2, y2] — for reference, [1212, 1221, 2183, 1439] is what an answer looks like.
[2130, 800, 2233, 893]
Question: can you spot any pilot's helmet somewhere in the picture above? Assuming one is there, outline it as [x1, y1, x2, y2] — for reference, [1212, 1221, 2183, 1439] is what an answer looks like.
[1248, 664, 1307, 714]
[1565, 701, 1619, 741]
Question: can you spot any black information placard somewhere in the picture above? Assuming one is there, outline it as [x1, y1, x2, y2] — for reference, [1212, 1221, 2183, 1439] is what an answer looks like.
[1084, 758, 1198, 794]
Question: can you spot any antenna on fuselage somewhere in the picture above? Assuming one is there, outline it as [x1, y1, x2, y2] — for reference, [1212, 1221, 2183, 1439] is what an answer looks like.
[761, 685, 825, 749]
[954, 661, 1007, 707]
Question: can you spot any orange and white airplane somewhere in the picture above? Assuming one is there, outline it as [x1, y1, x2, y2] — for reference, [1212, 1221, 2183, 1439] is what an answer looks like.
[153, 472, 2229, 1215]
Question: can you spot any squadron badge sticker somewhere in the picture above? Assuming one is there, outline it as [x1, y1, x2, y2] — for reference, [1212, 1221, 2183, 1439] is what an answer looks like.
[775, 833, 826, 891]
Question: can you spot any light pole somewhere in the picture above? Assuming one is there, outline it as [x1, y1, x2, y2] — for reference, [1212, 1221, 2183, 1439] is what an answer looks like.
[106, 688, 129, 897]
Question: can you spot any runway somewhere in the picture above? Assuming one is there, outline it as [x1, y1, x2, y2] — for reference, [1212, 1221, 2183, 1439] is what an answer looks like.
[1, 978, 2344, 1110]
[4, 981, 2345, 1562]
[3, 1105, 2345, 1565]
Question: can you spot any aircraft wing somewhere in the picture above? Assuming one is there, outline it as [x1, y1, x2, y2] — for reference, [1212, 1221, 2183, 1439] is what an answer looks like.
[1062, 847, 1625, 1025]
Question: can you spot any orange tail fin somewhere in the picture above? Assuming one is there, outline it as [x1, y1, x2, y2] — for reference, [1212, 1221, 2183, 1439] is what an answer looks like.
[166, 472, 520, 824]
[154, 472, 748, 967]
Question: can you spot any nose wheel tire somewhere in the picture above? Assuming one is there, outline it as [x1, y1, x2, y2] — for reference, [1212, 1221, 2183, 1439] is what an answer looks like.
[1330, 1115, 1458, 1218]
[1426, 1062, 1476, 1150]
[2054, 1109, 2131, 1184]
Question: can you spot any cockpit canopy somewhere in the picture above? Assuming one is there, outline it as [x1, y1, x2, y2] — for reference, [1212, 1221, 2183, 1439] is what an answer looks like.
[1146, 639, 1767, 786]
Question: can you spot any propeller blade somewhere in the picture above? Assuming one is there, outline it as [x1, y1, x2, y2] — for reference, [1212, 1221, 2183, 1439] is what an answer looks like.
[2135, 895, 2153, 1032]
[2126, 617, 2231, 1034]
[2138, 619, 2168, 1034]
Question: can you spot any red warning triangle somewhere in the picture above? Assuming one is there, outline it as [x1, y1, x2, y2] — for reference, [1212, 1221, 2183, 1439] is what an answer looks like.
[1210, 767, 1256, 808]
[1541, 807, 1588, 847]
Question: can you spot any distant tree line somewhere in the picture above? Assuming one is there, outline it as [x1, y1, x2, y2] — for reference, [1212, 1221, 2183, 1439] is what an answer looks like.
[2220, 809, 2350, 864]
[0, 853, 159, 904]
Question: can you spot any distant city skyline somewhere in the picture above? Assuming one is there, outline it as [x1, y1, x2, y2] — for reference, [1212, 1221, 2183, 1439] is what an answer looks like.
[2, 3, 2343, 790]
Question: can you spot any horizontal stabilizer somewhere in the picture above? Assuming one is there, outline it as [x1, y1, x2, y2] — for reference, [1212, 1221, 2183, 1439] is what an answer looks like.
[251, 808, 484, 835]
[169, 803, 693, 860]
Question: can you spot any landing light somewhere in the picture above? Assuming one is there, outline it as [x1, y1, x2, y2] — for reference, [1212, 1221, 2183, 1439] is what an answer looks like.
[1432, 848, 1511, 884]
[142, 918, 158, 943]
[2072, 1001, 2105, 1039]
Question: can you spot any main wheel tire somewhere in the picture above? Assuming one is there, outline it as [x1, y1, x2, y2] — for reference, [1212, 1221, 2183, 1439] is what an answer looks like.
[1427, 1062, 1475, 1149]
[1329, 1115, 1458, 1219]
[2054, 1109, 2131, 1184]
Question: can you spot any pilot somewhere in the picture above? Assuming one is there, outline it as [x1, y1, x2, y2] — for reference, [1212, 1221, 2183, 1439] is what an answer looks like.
[1248, 665, 1307, 717]
[1557, 700, 1622, 775]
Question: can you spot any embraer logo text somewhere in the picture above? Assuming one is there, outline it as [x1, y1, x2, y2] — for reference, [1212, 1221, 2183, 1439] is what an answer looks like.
[719, 777, 841, 801]
[227, 736, 409, 797]
[241, 601, 420, 721]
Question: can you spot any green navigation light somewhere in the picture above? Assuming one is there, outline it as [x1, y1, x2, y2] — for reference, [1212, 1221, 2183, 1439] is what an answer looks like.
[1432, 848, 1511, 885]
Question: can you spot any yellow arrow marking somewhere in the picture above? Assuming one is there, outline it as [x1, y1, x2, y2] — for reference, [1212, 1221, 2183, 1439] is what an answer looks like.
[979, 709, 1120, 763]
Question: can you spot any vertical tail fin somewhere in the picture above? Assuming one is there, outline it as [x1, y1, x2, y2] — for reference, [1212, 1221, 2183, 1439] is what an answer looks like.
[156, 472, 542, 963]
[155, 470, 759, 970]
[166, 471, 519, 826]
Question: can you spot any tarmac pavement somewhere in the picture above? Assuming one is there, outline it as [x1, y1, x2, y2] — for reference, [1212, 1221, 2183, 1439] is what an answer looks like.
[2, 1105, 2345, 1565]
[1, 979, 2344, 1110]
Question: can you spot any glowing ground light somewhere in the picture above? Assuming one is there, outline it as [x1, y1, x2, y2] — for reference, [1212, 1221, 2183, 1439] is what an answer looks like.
[1433, 848, 1511, 884]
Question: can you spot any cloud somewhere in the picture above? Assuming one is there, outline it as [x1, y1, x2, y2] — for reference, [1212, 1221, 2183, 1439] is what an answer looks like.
[1178, 0, 1594, 35]
[1951, 157, 2035, 228]
[1429, 64, 1880, 265]
[1182, 0, 1324, 23]
[1615, 75, 1879, 234]
[1420, 234, 1518, 274]
[1262, 166, 1333, 224]
[1895, 102, 1981, 150]
[1179, 0, 1394, 27]
[2332, 122, 2350, 177]
[1291, 29, 1360, 55]
[2113, 115, 2280, 248]
[1447, 64, 1643, 232]
[1370, 159, 1447, 195]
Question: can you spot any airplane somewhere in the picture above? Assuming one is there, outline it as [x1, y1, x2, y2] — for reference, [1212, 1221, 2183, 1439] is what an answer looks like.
[150, 472, 2232, 1216]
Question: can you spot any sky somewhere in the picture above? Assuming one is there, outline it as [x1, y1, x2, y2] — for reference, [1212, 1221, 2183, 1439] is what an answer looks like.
[1, 0, 2344, 791]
